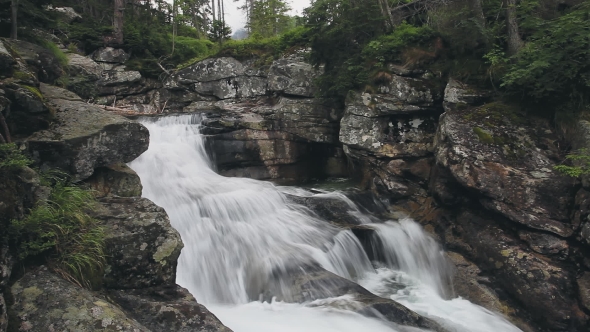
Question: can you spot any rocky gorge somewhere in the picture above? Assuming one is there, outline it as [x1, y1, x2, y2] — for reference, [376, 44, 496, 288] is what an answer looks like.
[0, 28, 590, 332]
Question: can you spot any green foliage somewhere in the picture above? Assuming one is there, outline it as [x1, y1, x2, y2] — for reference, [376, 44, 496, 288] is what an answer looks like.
[208, 20, 232, 43]
[362, 23, 437, 66]
[10, 172, 105, 288]
[213, 26, 310, 64]
[554, 148, 590, 177]
[0, 143, 31, 170]
[249, 0, 291, 38]
[41, 41, 68, 66]
[502, 4, 590, 112]
[62, 19, 113, 54]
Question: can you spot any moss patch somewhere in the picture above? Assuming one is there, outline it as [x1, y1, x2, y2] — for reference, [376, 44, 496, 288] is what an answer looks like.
[473, 127, 494, 144]
[13, 70, 34, 81]
[22, 85, 43, 100]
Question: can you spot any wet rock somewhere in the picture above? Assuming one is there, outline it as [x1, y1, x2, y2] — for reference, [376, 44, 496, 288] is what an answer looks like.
[109, 285, 233, 332]
[451, 211, 586, 331]
[86, 164, 143, 198]
[5, 39, 63, 83]
[268, 55, 319, 97]
[286, 193, 362, 226]
[434, 103, 574, 237]
[92, 47, 130, 64]
[27, 84, 149, 180]
[268, 264, 447, 332]
[92, 197, 183, 289]
[9, 268, 149, 331]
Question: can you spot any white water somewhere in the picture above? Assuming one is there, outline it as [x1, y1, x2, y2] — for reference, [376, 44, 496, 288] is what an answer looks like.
[129, 114, 522, 332]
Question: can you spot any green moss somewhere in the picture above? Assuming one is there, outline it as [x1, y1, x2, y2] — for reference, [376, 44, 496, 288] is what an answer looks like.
[0, 144, 32, 170]
[473, 127, 494, 144]
[13, 70, 33, 81]
[22, 85, 43, 100]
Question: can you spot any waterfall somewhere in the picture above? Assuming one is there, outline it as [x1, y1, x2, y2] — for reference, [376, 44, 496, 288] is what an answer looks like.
[129, 114, 522, 332]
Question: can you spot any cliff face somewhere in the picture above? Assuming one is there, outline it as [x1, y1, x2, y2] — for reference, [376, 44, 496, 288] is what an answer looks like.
[0, 38, 231, 332]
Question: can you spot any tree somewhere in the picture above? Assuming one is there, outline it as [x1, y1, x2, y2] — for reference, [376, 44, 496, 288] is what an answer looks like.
[10, 0, 17, 39]
[505, 0, 523, 56]
[208, 18, 231, 42]
[249, 0, 291, 37]
[114, 0, 125, 45]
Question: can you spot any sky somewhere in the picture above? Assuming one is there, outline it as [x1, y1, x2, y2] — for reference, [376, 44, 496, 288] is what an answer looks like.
[167, 0, 312, 33]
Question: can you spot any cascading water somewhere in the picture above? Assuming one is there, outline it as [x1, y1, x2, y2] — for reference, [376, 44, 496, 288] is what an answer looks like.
[129, 114, 522, 332]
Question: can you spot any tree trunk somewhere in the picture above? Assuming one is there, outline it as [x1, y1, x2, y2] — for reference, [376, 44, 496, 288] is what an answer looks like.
[470, 0, 486, 28]
[113, 0, 125, 45]
[505, 0, 523, 56]
[377, 0, 394, 32]
[10, 0, 18, 40]
[211, 0, 216, 26]
[221, 0, 225, 28]
[0, 113, 11, 143]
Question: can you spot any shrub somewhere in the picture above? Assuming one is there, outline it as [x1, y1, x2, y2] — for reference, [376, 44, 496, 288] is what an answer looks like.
[10, 172, 105, 288]
[41, 41, 68, 66]
[0, 143, 31, 170]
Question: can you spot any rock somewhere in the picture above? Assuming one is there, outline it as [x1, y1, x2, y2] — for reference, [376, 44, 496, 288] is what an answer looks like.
[262, 264, 447, 332]
[26, 84, 148, 180]
[0, 40, 15, 77]
[193, 76, 267, 99]
[99, 70, 142, 86]
[67, 53, 103, 78]
[45, 5, 82, 23]
[5, 39, 63, 83]
[443, 79, 489, 106]
[434, 102, 574, 237]
[3, 84, 51, 136]
[92, 47, 130, 64]
[175, 57, 245, 84]
[286, 193, 362, 226]
[109, 285, 232, 332]
[451, 211, 585, 331]
[9, 268, 150, 331]
[518, 230, 568, 258]
[0, 292, 6, 332]
[268, 55, 319, 97]
[86, 164, 143, 197]
[340, 112, 438, 158]
[92, 197, 183, 289]
[578, 272, 590, 312]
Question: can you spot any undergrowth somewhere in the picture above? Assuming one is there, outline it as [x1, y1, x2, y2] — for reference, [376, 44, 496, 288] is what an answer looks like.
[9, 171, 105, 288]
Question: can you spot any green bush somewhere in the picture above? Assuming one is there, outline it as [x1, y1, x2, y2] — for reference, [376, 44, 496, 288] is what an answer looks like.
[10, 172, 105, 288]
[554, 148, 590, 178]
[502, 3, 590, 113]
[0, 144, 31, 170]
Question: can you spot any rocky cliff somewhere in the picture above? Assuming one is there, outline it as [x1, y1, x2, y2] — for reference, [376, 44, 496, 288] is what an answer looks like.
[3, 27, 590, 331]
[0, 38, 231, 332]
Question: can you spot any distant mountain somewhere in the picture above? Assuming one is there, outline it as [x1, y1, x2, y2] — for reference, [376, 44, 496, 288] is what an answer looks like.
[232, 28, 249, 40]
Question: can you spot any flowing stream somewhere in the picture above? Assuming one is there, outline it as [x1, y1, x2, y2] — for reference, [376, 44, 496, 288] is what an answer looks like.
[128, 114, 522, 332]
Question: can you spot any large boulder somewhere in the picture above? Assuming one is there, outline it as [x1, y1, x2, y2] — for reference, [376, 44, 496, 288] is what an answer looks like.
[434, 102, 574, 237]
[109, 285, 232, 332]
[0, 40, 16, 77]
[268, 55, 320, 97]
[26, 84, 149, 180]
[175, 57, 245, 84]
[92, 47, 130, 64]
[445, 211, 586, 331]
[85, 163, 143, 198]
[92, 197, 183, 289]
[193, 76, 267, 99]
[2, 83, 51, 136]
[9, 268, 149, 331]
[4, 39, 63, 83]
